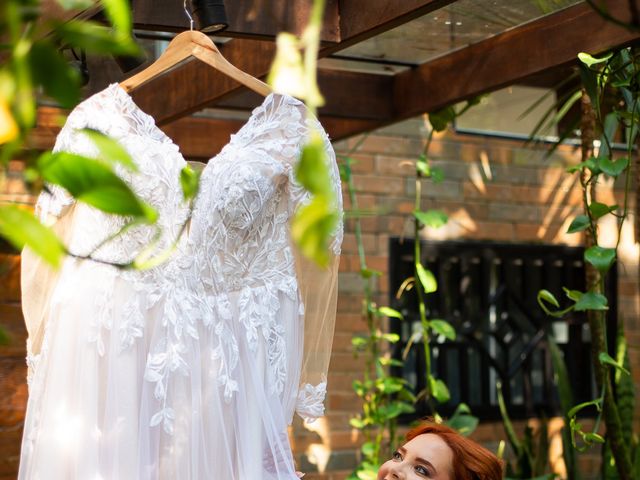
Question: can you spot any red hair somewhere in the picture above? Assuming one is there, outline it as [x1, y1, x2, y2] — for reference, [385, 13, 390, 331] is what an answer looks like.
[406, 421, 503, 480]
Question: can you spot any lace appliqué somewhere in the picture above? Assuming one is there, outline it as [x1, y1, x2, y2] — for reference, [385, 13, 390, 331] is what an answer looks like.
[296, 381, 327, 423]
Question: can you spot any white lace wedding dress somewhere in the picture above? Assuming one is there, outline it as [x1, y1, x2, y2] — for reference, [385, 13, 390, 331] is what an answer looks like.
[19, 84, 342, 479]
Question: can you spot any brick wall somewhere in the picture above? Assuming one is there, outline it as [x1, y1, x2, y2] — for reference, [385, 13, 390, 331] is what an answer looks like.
[1, 120, 638, 479]
[290, 119, 639, 479]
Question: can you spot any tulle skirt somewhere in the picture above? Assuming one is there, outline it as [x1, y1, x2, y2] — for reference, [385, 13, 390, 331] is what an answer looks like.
[19, 259, 303, 479]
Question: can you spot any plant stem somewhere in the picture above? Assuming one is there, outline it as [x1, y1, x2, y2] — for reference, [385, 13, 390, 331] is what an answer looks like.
[580, 88, 633, 480]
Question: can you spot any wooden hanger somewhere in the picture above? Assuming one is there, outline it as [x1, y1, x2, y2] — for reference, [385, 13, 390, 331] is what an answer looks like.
[120, 30, 271, 97]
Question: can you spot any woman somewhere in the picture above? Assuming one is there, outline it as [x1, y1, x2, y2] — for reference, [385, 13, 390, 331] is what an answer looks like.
[378, 421, 503, 480]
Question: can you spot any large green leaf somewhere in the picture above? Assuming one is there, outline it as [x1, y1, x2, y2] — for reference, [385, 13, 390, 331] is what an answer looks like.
[29, 41, 80, 108]
[378, 306, 403, 320]
[599, 156, 629, 177]
[567, 215, 590, 234]
[577, 52, 613, 67]
[80, 129, 137, 171]
[0, 205, 64, 268]
[446, 403, 478, 436]
[429, 106, 456, 132]
[429, 319, 456, 340]
[429, 376, 450, 403]
[101, 0, 132, 34]
[291, 194, 338, 267]
[38, 152, 157, 221]
[52, 20, 139, 56]
[584, 245, 616, 273]
[598, 351, 630, 376]
[179, 165, 200, 201]
[574, 291, 608, 311]
[588, 202, 617, 220]
[296, 134, 332, 196]
[416, 263, 437, 293]
[413, 209, 448, 229]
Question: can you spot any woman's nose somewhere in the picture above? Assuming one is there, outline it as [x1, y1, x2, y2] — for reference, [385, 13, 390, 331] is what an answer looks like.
[387, 463, 406, 479]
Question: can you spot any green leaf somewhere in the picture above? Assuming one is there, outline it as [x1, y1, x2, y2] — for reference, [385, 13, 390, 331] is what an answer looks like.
[378, 357, 403, 367]
[381, 333, 400, 343]
[429, 377, 450, 403]
[574, 291, 608, 311]
[291, 194, 338, 267]
[101, 0, 132, 34]
[567, 215, 590, 233]
[0, 205, 64, 268]
[429, 106, 455, 132]
[583, 432, 605, 444]
[429, 319, 456, 340]
[38, 152, 157, 221]
[179, 165, 200, 201]
[431, 167, 444, 183]
[584, 245, 616, 273]
[413, 209, 448, 229]
[360, 268, 382, 278]
[563, 287, 582, 302]
[80, 129, 137, 171]
[599, 157, 629, 177]
[378, 306, 404, 320]
[29, 41, 80, 108]
[446, 403, 478, 436]
[578, 52, 613, 67]
[296, 134, 332, 196]
[351, 336, 367, 348]
[52, 20, 139, 56]
[356, 468, 378, 480]
[568, 399, 602, 419]
[589, 202, 617, 220]
[361, 442, 375, 458]
[598, 351, 630, 376]
[377, 377, 404, 393]
[416, 154, 430, 175]
[349, 417, 365, 429]
[416, 263, 437, 293]
[538, 289, 560, 308]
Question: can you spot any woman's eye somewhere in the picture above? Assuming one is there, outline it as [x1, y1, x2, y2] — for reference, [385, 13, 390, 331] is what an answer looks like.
[414, 465, 431, 477]
[392, 451, 403, 461]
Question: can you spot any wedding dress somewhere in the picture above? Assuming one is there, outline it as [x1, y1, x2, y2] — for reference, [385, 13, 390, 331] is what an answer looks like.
[19, 83, 342, 479]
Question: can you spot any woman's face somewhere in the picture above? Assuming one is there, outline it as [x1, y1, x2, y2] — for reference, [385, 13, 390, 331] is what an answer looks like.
[377, 433, 453, 480]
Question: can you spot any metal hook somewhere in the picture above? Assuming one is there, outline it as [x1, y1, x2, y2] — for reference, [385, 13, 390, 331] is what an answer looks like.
[183, 0, 194, 31]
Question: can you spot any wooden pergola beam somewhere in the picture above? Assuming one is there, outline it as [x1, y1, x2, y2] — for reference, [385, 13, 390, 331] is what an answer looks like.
[216, 69, 394, 121]
[133, 0, 340, 42]
[389, 0, 640, 129]
[323, 0, 456, 54]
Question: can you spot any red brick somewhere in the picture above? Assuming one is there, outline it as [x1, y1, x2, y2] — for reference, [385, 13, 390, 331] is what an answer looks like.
[463, 221, 514, 241]
[375, 155, 417, 176]
[352, 175, 404, 196]
[348, 154, 375, 174]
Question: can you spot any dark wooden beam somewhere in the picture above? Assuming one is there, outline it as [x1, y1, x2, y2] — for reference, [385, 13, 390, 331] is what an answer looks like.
[390, 0, 640, 128]
[216, 69, 394, 120]
[323, 0, 456, 54]
[133, 0, 340, 42]
[130, 38, 276, 125]
[131, 0, 441, 123]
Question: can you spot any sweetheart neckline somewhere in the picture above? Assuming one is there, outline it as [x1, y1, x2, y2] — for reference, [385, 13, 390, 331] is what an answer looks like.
[108, 84, 308, 171]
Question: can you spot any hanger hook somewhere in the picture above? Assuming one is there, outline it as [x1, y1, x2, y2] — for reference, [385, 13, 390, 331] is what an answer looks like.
[183, 0, 194, 31]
